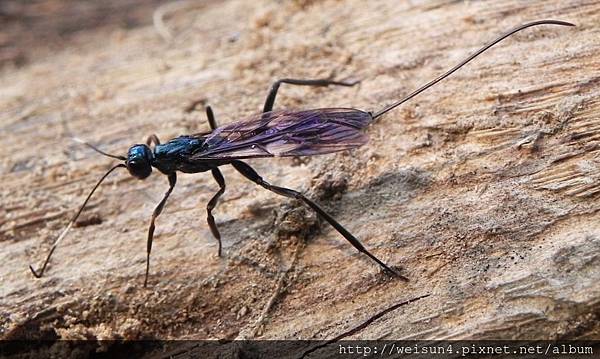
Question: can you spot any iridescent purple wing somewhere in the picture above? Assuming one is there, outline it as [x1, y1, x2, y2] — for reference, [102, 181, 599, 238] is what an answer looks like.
[190, 108, 373, 160]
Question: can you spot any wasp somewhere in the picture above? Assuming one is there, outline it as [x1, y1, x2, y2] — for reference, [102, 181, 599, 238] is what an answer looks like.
[29, 20, 574, 286]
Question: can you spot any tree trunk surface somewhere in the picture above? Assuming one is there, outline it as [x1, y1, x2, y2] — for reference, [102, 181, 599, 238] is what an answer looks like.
[1, 0, 599, 352]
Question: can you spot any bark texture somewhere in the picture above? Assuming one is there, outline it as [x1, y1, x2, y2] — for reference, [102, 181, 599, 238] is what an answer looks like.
[1, 0, 599, 351]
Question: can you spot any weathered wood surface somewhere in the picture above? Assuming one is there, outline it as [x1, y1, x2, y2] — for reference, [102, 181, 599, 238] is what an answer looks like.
[1, 0, 599, 348]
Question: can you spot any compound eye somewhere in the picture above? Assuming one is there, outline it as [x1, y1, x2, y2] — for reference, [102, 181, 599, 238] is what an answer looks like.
[127, 159, 152, 179]
[126, 144, 153, 179]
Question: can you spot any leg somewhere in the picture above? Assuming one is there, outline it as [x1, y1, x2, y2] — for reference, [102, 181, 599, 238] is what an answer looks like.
[206, 168, 226, 256]
[231, 160, 407, 280]
[146, 134, 161, 146]
[144, 172, 177, 287]
[262, 78, 360, 113]
[206, 105, 218, 130]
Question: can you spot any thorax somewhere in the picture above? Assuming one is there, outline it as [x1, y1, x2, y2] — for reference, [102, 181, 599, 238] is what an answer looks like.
[152, 135, 213, 174]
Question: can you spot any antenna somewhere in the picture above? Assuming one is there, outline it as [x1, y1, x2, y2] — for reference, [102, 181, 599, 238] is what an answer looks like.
[72, 137, 126, 161]
[29, 164, 126, 278]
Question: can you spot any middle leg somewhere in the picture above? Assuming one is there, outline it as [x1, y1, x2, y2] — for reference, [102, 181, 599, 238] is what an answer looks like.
[206, 168, 226, 256]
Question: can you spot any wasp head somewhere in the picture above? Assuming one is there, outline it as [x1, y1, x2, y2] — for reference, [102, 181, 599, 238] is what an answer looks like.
[126, 144, 153, 179]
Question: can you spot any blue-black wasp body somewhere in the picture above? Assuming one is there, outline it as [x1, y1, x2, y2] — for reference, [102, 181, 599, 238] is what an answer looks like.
[29, 20, 574, 286]
[130, 108, 371, 178]
[141, 136, 212, 175]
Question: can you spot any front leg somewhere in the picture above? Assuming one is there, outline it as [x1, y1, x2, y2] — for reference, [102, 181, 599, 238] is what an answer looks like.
[146, 134, 161, 146]
[206, 168, 226, 256]
[230, 160, 407, 280]
[144, 172, 177, 287]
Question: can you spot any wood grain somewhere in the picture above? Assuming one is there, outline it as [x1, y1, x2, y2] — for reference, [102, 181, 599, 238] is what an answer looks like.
[1, 0, 599, 347]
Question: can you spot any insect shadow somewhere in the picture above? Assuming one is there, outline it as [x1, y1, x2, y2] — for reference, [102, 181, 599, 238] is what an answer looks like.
[29, 20, 574, 287]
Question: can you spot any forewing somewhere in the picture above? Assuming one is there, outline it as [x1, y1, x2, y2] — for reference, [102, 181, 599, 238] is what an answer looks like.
[190, 108, 372, 160]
